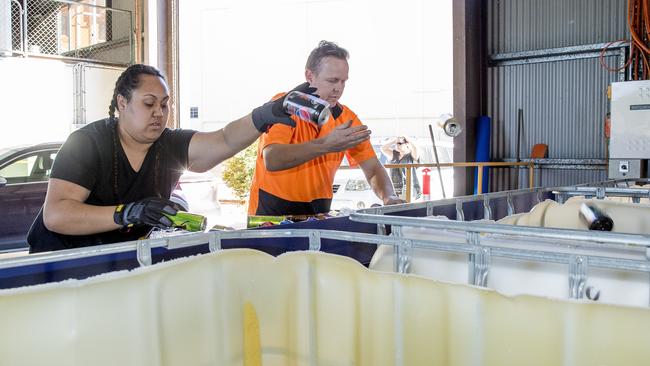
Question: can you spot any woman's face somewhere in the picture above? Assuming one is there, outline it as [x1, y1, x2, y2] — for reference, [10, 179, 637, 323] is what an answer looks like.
[117, 74, 170, 144]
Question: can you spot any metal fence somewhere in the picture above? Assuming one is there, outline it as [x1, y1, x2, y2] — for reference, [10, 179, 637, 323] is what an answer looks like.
[8, 0, 23, 53]
[2, 0, 132, 65]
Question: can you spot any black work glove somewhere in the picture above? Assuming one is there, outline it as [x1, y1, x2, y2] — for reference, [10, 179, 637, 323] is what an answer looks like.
[251, 82, 319, 132]
[113, 197, 182, 229]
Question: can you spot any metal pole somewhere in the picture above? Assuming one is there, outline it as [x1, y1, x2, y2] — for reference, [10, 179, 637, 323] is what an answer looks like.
[428, 124, 447, 198]
[516, 109, 524, 189]
[67, 4, 72, 52]
[405, 169, 411, 203]
[477, 164, 483, 194]
[22, 0, 27, 56]
[0, 0, 11, 55]
[133, 0, 142, 63]
[516, 109, 523, 163]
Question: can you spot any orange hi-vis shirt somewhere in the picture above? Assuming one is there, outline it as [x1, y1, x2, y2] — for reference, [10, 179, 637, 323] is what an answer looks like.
[248, 101, 376, 215]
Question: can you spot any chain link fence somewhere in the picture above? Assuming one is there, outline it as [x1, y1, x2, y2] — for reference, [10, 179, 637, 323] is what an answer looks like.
[9, 0, 23, 52]
[3, 0, 132, 64]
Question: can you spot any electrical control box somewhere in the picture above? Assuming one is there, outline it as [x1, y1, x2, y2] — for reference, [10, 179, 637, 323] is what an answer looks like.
[610, 81, 650, 159]
[607, 159, 645, 179]
[609, 81, 650, 179]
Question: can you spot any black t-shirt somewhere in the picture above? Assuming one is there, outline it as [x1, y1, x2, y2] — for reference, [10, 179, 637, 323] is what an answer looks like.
[27, 118, 196, 252]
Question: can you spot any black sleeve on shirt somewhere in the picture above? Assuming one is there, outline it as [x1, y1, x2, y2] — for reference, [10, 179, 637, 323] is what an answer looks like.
[161, 128, 197, 169]
[50, 131, 99, 191]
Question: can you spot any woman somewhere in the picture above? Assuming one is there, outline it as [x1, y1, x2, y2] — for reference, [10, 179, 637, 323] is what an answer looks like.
[381, 136, 421, 199]
[27, 64, 308, 253]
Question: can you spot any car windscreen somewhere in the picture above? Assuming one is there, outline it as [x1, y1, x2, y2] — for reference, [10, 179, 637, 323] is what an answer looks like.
[0, 148, 18, 162]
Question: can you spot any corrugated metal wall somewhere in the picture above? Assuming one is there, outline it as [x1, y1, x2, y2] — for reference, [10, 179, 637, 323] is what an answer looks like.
[489, 0, 627, 53]
[487, 0, 629, 190]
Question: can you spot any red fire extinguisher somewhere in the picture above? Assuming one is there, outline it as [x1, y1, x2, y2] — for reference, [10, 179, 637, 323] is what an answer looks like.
[422, 168, 431, 201]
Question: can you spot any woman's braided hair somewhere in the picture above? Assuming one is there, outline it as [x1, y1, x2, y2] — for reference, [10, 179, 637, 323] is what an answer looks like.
[109, 64, 166, 203]
[108, 64, 165, 119]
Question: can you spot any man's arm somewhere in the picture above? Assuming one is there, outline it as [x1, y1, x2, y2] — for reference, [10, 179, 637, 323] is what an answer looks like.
[263, 121, 371, 171]
[359, 157, 405, 205]
[188, 82, 319, 172]
[43, 178, 121, 235]
[187, 114, 261, 173]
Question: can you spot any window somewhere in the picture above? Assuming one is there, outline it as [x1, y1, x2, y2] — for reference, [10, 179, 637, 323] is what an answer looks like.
[0, 152, 57, 184]
[190, 107, 199, 119]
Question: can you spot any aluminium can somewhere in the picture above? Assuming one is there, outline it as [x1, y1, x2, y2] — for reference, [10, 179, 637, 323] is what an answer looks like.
[283, 90, 331, 126]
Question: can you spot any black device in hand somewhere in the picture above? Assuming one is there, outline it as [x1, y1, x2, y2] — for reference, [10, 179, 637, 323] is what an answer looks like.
[114, 197, 183, 229]
[251, 82, 319, 132]
[578, 203, 614, 231]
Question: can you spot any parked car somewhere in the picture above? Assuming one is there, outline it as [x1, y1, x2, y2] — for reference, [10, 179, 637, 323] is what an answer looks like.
[0, 143, 60, 251]
[0, 143, 220, 251]
[331, 145, 392, 211]
[330, 168, 382, 211]
[330, 139, 455, 210]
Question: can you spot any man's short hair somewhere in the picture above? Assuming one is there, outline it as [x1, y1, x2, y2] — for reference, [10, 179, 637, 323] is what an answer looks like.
[305, 40, 349, 74]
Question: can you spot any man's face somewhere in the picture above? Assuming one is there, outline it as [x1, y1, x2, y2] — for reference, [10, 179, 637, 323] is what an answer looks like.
[305, 56, 349, 107]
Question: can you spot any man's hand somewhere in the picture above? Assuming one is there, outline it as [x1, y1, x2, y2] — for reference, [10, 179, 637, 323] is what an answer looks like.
[383, 195, 406, 205]
[251, 82, 318, 132]
[113, 197, 183, 229]
[314, 120, 371, 152]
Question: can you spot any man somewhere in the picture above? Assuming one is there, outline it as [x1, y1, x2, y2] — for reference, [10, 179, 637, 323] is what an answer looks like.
[248, 41, 403, 216]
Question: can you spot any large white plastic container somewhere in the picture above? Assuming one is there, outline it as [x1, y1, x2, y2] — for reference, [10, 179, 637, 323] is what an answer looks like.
[371, 198, 650, 307]
[1, 249, 649, 365]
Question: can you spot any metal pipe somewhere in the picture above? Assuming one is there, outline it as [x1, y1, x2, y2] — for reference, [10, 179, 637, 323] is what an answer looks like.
[489, 42, 631, 67]
[0, 229, 402, 270]
[516, 109, 523, 189]
[9, 51, 130, 67]
[133, 0, 141, 62]
[22, 0, 27, 57]
[428, 124, 447, 198]
[14, 0, 23, 54]
[405, 168, 411, 202]
[382, 161, 535, 169]
[54, 0, 131, 14]
[516, 109, 523, 163]
[67, 3, 72, 52]
[0, 0, 11, 54]
[477, 164, 483, 194]
[349, 212, 650, 247]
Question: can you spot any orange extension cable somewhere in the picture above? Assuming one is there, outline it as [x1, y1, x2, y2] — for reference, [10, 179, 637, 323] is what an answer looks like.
[621, 0, 650, 79]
